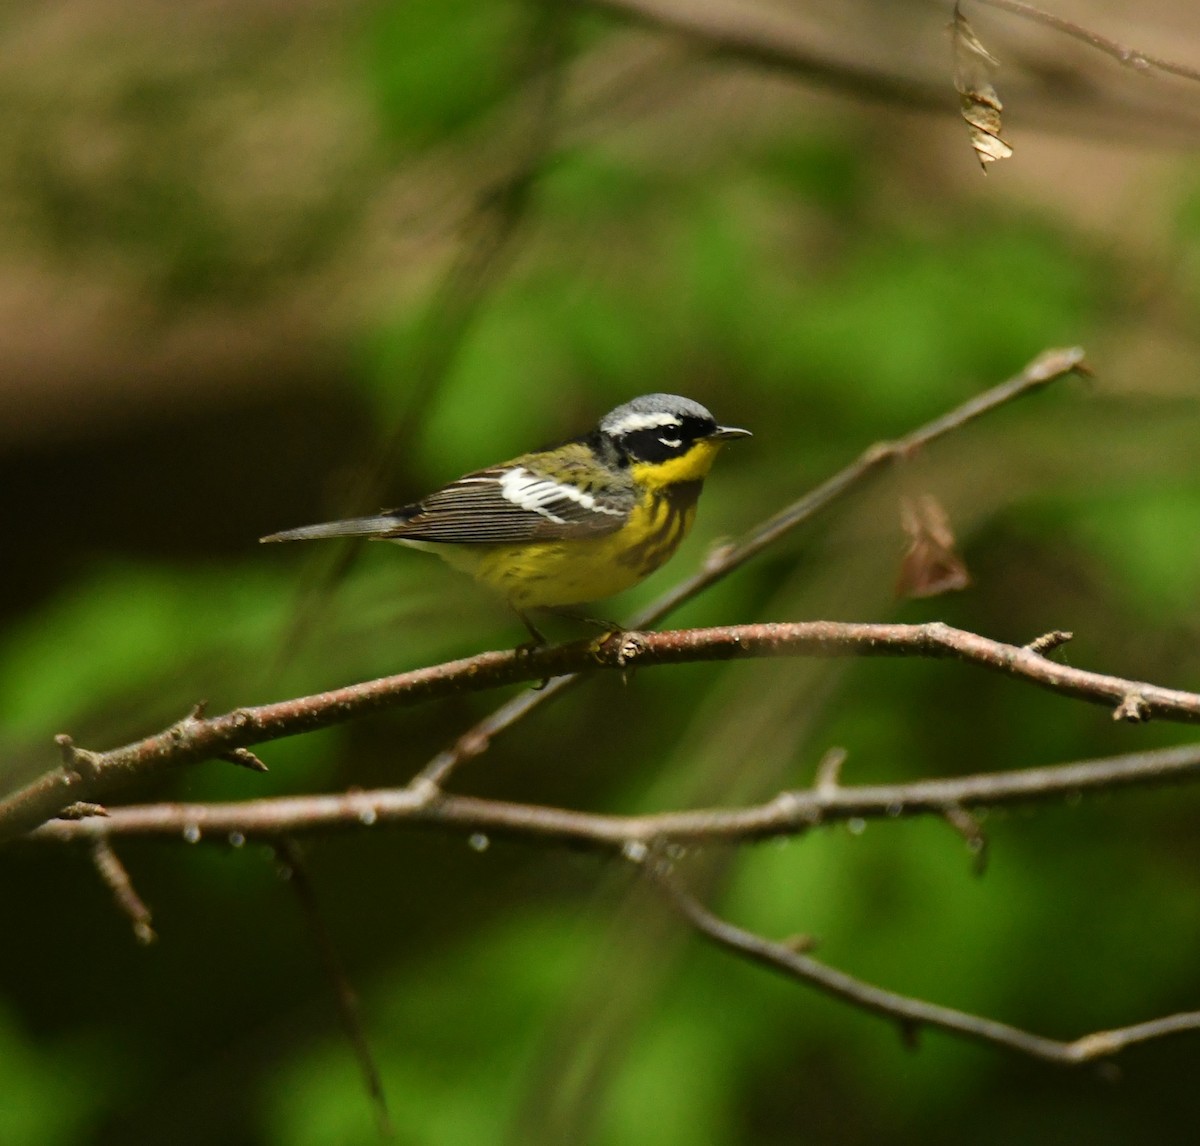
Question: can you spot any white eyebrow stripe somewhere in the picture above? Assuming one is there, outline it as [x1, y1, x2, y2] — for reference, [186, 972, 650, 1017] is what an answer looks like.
[498, 468, 625, 520]
[605, 412, 683, 434]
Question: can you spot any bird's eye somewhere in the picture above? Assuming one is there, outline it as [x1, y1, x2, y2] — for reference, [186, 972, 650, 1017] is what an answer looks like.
[658, 436, 682, 448]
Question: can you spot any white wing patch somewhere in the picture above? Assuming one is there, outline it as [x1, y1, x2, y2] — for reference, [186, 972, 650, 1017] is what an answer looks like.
[498, 468, 626, 523]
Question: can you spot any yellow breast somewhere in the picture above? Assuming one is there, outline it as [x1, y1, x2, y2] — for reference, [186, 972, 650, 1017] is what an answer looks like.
[460, 488, 694, 608]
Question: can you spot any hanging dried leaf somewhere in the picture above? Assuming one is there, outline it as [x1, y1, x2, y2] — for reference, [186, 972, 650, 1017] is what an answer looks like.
[895, 494, 972, 600]
[952, 2, 1013, 170]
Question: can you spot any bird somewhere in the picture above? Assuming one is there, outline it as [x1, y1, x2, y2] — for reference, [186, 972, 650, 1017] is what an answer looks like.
[261, 393, 750, 639]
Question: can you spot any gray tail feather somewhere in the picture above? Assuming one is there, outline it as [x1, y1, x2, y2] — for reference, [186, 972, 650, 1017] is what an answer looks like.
[259, 514, 403, 544]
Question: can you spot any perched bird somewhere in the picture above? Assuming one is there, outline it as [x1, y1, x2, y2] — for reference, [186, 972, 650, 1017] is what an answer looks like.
[261, 393, 750, 637]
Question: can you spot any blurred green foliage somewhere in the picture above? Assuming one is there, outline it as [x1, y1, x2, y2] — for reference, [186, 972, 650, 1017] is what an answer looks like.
[4, 1, 1200, 1144]
[0, 1004, 117, 1146]
[362, 0, 528, 147]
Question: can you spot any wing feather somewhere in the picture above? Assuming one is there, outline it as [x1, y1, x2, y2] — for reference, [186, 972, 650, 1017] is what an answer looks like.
[381, 448, 634, 545]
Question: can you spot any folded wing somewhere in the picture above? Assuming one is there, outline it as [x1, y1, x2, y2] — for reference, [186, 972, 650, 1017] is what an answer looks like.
[393, 460, 634, 544]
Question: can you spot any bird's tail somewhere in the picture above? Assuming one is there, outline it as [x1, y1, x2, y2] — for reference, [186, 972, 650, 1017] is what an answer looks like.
[259, 514, 403, 544]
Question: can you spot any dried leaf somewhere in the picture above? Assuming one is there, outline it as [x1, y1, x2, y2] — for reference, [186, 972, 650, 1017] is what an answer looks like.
[952, 3, 1013, 169]
[896, 494, 971, 600]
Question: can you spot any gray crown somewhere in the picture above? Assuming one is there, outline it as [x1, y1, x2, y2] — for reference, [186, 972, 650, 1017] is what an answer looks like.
[599, 394, 715, 437]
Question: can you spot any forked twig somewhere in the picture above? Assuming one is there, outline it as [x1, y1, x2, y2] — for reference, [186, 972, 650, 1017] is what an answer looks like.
[647, 860, 1200, 1064]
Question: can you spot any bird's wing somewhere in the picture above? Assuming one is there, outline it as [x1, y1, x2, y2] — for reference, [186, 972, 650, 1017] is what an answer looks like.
[384, 449, 635, 545]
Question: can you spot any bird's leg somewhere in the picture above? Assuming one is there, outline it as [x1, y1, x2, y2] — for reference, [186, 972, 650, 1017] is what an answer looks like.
[511, 609, 555, 690]
[543, 606, 624, 636]
[541, 606, 628, 660]
[512, 608, 547, 652]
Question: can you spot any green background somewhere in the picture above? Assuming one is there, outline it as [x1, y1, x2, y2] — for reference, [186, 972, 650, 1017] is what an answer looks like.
[3, 0, 1200, 1142]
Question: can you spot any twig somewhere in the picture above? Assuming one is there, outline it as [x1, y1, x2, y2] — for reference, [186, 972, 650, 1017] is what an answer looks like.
[57, 802, 109, 820]
[219, 748, 268, 773]
[647, 862, 1200, 1064]
[941, 803, 989, 875]
[90, 839, 155, 945]
[32, 742, 1200, 846]
[589, 0, 952, 110]
[413, 346, 1088, 790]
[978, 0, 1200, 84]
[814, 746, 848, 796]
[275, 840, 393, 1140]
[1024, 629, 1073, 656]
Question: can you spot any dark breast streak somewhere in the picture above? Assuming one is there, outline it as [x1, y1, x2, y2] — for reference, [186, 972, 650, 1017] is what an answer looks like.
[616, 480, 704, 576]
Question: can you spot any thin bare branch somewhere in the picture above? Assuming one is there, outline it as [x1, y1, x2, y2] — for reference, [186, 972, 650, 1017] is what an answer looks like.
[414, 346, 1088, 790]
[90, 839, 155, 945]
[978, 0, 1200, 84]
[588, 0, 953, 110]
[32, 742, 1200, 847]
[814, 746, 848, 796]
[642, 349, 1087, 627]
[647, 863, 1200, 1064]
[941, 803, 989, 874]
[275, 840, 393, 1140]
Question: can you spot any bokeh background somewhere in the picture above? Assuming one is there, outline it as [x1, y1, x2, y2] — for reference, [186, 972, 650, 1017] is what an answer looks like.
[4, 0, 1200, 1142]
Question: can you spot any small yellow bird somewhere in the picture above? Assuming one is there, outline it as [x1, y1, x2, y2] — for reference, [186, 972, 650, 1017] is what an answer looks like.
[262, 393, 750, 636]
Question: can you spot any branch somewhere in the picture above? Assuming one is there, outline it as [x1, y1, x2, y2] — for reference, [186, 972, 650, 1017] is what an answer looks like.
[587, 0, 1200, 142]
[648, 862, 1200, 1065]
[589, 0, 954, 112]
[13, 605, 1200, 844]
[31, 742, 1200, 846]
[89, 838, 156, 944]
[414, 346, 1088, 789]
[977, 0, 1200, 85]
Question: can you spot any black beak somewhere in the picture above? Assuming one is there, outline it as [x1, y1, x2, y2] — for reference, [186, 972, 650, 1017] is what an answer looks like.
[713, 425, 752, 441]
